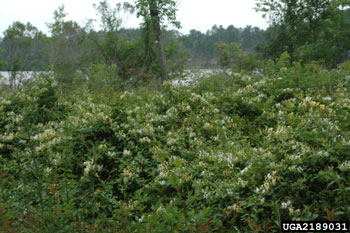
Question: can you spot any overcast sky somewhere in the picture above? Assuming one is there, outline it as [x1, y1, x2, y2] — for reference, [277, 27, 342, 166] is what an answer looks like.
[0, 0, 269, 36]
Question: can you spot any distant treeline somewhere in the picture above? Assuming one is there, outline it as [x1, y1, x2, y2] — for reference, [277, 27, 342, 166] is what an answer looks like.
[0, 24, 264, 72]
[182, 25, 264, 67]
[2, 0, 350, 90]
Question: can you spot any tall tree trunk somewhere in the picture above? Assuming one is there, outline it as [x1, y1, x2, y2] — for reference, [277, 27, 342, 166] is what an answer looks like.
[148, 0, 168, 81]
[141, 18, 153, 72]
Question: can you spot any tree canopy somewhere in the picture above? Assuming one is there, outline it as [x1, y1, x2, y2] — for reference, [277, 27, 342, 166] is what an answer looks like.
[256, 0, 350, 66]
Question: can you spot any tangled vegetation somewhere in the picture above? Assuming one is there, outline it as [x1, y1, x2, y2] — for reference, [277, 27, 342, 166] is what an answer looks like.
[1, 58, 350, 232]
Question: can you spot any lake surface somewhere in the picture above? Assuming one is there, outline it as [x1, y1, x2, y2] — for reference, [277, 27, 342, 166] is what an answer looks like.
[0, 69, 224, 87]
[171, 69, 223, 86]
[0, 71, 48, 86]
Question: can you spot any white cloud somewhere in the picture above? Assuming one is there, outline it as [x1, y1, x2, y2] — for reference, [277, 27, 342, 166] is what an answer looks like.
[0, 0, 268, 36]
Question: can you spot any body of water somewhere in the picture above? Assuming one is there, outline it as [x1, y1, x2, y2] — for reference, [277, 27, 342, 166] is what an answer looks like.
[0, 69, 224, 87]
[0, 71, 48, 87]
[171, 69, 223, 87]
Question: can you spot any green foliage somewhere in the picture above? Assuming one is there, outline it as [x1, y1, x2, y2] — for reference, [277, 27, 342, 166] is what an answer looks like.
[75, 63, 124, 93]
[216, 42, 262, 72]
[165, 39, 187, 75]
[135, 0, 181, 29]
[90, 0, 135, 65]
[256, 0, 350, 67]
[338, 60, 350, 74]
[0, 58, 7, 70]
[82, 1, 184, 85]
[1, 65, 350, 231]
[2, 21, 42, 88]
[93, 1, 134, 33]
[46, 5, 85, 85]
[183, 25, 264, 68]
[134, 0, 182, 81]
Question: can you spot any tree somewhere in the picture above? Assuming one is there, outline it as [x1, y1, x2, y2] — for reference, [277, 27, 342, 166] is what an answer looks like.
[46, 5, 85, 84]
[86, 0, 150, 85]
[256, 0, 305, 62]
[216, 42, 261, 72]
[0, 40, 8, 71]
[88, 1, 134, 66]
[2, 21, 41, 88]
[181, 25, 264, 68]
[135, 0, 180, 81]
[256, 0, 350, 66]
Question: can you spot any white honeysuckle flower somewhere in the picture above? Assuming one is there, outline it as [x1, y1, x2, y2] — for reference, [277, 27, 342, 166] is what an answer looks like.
[97, 165, 103, 172]
[83, 160, 94, 176]
[140, 137, 151, 144]
[339, 161, 350, 171]
[159, 180, 166, 185]
[281, 200, 292, 209]
[123, 149, 131, 156]
[44, 167, 52, 174]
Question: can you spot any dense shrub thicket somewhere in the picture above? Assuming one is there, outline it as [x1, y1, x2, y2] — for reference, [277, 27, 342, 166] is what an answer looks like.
[1, 60, 350, 232]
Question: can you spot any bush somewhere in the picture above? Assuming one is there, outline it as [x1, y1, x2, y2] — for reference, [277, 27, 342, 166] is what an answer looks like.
[216, 42, 262, 72]
[1, 65, 350, 232]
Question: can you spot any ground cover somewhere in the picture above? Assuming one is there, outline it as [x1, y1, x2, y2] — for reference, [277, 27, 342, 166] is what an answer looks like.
[1, 60, 350, 232]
